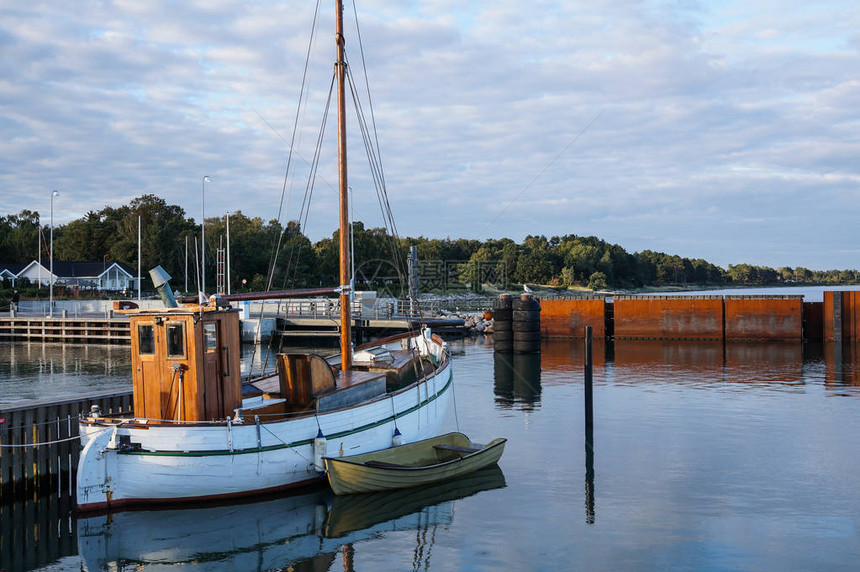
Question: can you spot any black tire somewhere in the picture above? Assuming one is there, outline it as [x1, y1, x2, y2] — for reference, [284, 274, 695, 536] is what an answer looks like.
[512, 320, 540, 332]
[513, 330, 541, 342]
[493, 297, 513, 310]
[493, 308, 513, 321]
[513, 310, 541, 322]
[513, 298, 541, 311]
[493, 330, 514, 341]
[493, 320, 513, 332]
[513, 340, 541, 353]
[494, 340, 514, 352]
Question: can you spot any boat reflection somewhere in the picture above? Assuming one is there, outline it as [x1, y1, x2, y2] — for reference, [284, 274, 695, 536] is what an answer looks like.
[77, 465, 506, 571]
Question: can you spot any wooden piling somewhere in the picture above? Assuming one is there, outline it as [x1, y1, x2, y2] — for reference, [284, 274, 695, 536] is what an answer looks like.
[584, 325, 593, 430]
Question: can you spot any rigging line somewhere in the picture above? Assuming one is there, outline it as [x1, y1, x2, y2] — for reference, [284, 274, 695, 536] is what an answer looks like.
[341, 52, 400, 245]
[266, 0, 323, 291]
[271, 0, 322, 227]
[254, 111, 338, 198]
[261, 76, 336, 376]
[475, 109, 605, 240]
[350, 0, 387, 194]
[266, 76, 331, 293]
[285, 70, 336, 293]
[344, 67, 408, 281]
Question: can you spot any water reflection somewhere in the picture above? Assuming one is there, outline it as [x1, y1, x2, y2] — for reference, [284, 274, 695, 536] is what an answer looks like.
[0, 341, 132, 403]
[824, 341, 860, 388]
[493, 352, 542, 410]
[584, 431, 595, 525]
[0, 490, 77, 572]
[76, 466, 506, 571]
[529, 339, 860, 395]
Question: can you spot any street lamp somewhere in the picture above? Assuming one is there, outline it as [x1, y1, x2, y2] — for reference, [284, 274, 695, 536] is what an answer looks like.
[201, 176, 211, 300]
[225, 210, 231, 295]
[49, 190, 59, 317]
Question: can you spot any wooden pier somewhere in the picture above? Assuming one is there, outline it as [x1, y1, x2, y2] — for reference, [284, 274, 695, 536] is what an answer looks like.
[0, 316, 131, 344]
[0, 313, 466, 344]
[274, 316, 467, 339]
[0, 390, 133, 499]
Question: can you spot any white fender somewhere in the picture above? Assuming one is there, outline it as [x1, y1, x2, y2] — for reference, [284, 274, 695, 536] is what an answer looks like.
[313, 429, 327, 473]
[76, 427, 115, 509]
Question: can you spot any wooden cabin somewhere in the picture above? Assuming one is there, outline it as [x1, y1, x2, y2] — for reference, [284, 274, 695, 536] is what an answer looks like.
[125, 306, 242, 423]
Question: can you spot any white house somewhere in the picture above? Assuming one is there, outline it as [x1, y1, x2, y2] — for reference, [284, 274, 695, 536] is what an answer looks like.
[0, 263, 25, 286]
[9, 260, 136, 291]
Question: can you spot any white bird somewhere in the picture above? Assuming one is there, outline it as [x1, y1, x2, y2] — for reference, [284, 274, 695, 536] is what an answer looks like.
[523, 284, 533, 293]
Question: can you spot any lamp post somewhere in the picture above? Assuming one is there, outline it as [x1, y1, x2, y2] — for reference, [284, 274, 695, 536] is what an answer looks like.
[225, 211, 231, 295]
[49, 190, 59, 317]
[201, 176, 211, 299]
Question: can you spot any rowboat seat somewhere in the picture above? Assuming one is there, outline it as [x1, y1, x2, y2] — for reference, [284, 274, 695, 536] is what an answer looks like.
[433, 444, 481, 454]
[364, 459, 409, 469]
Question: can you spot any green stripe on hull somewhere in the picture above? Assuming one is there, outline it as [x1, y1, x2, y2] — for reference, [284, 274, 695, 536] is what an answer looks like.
[121, 372, 453, 458]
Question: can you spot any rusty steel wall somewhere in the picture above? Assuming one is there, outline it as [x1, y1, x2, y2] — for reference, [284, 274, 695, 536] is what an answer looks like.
[822, 291, 860, 341]
[823, 291, 838, 341]
[540, 297, 606, 339]
[537, 291, 856, 341]
[724, 296, 803, 341]
[844, 291, 860, 341]
[613, 296, 723, 340]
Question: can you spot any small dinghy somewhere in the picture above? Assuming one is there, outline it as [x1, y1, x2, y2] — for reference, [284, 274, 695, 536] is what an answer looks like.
[324, 432, 506, 495]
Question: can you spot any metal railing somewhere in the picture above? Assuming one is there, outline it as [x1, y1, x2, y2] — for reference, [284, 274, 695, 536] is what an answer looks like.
[244, 297, 493, 321]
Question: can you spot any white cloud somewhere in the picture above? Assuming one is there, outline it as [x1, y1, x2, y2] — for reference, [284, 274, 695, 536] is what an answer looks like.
[0, 0, 858, 270]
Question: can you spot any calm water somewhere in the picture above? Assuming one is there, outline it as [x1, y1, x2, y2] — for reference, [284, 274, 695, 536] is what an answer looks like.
[4, 337, 860, 571]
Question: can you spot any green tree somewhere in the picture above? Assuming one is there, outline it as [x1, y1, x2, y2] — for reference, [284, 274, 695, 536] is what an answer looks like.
[0, 210, 41, 263]
[587, 271, 608, 291]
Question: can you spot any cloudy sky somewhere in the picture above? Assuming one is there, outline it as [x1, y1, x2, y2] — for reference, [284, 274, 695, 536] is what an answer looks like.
[1, 1, 858, 270]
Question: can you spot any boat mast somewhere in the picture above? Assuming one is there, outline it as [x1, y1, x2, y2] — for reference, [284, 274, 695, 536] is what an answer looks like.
[336, 0, 352, 370]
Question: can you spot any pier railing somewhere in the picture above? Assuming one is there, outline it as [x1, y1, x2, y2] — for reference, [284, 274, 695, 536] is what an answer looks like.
[247, 297, 493, 321]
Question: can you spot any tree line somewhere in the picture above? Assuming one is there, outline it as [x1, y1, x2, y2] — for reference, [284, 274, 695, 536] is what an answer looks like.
[2, 194, 858, 297]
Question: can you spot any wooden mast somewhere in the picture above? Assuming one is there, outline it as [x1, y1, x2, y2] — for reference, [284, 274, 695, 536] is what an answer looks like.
[335, 0, 352, 371]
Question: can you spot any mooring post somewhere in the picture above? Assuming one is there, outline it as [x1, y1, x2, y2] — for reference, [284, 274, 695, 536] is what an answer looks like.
[583, 325, 595, 523]
[584, 325, 593, 430]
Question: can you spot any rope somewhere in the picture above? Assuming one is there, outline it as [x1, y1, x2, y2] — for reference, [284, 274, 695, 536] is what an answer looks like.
[260, 423, 309, 462]
[450, 362, 461, 434]
[0, 415, 79, 431]
[0, 434, 81, 448]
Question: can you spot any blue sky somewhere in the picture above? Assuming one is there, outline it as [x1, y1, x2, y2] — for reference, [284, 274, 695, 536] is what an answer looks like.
[1, 1, 858, 270]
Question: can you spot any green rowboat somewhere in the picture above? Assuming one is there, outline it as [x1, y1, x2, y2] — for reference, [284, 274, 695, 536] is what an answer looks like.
[324, 432, 506, 495]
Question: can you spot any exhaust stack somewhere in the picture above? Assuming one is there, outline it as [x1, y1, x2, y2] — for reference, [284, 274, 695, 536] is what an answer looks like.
[149, 266, 178, 308]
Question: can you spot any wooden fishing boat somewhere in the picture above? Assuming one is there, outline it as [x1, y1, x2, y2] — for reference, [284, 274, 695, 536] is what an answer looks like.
[75, 0, 453, 513]
[324, 432, 506, 495]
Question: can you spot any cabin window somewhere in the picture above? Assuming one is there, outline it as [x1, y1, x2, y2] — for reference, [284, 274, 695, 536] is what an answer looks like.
[138, 324, 155, 355]
[166, 323, 185, 358]
[203, 323, 218, 352]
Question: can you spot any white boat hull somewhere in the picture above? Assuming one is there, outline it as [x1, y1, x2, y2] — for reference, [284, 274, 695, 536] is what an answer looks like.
[77, 359, 452, 511]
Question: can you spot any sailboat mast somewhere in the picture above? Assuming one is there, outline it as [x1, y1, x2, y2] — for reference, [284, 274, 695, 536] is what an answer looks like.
[336, 0, 352, 370]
